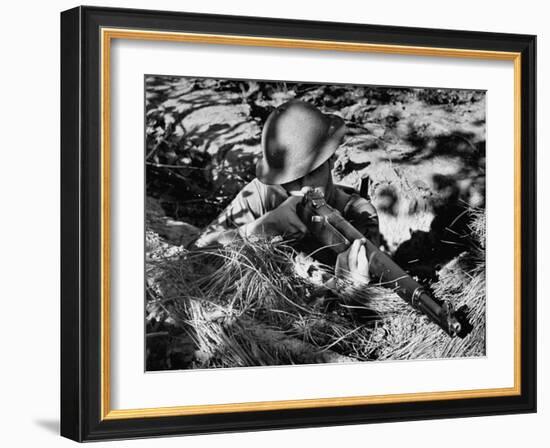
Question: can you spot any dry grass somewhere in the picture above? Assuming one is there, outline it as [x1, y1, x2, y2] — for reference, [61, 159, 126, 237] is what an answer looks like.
[147, 237, 391, 368]
[146, 209, 485, 369]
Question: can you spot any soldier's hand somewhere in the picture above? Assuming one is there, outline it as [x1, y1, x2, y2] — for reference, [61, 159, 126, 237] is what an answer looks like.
[335, 238, 370, 286]
[241, 195, 307, 240]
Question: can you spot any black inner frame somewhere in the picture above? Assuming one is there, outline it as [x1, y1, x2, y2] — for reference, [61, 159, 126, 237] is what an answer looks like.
[60, 6, 536, 442]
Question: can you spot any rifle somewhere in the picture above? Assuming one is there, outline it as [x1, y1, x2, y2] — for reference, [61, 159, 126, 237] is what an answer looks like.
[296, 187, 471, 338]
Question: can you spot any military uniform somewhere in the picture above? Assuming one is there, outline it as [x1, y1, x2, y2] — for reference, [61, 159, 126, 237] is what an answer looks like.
[196, 178, 380, 264]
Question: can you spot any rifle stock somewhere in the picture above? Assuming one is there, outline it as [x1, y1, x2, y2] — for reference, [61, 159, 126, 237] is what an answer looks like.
[297, 187, 470, 338]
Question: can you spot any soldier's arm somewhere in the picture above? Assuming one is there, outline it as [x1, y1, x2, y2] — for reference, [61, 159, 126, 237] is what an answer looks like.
[195, 190, 307, 248]
[193, 189, 257, 248]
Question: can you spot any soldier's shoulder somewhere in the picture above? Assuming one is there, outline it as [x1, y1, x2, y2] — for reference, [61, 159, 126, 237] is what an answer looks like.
[245, 178, 285, 197]
[242, 178, 287, 212]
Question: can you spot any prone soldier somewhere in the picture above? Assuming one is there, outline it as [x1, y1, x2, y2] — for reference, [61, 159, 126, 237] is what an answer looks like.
[195, 99, 379, 287]
[195, 99, 469, 337]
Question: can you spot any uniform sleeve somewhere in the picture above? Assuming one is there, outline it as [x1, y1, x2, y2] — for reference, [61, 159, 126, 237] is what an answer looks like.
[194, 179, 275, 248]
[204, 182, 263, 234]
[193, 179, 289, 248]
[344, 194, 382, 248]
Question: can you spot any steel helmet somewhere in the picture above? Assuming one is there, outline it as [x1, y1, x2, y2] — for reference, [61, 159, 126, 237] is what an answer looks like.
[256, 100, 346, 185]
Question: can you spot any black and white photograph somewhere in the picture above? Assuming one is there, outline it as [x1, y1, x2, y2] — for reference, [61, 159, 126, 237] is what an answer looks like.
[144, 75, 486, 371]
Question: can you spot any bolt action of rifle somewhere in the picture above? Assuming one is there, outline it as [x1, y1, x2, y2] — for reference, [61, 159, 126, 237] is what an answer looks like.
[296, 187, 471, 338]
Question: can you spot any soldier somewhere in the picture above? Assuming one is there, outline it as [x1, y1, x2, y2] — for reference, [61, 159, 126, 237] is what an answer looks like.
[195, 100, 380, 286]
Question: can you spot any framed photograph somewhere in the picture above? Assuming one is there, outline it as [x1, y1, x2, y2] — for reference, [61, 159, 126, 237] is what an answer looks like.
[60, 6, 536, 441]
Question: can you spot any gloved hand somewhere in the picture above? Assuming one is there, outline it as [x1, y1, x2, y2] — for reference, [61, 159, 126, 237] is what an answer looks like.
[240, 195, 308, 240]
[335, 238, 370, 286]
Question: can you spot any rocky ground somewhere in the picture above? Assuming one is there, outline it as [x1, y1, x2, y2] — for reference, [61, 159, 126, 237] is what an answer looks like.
[145, 76, 486, 370]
